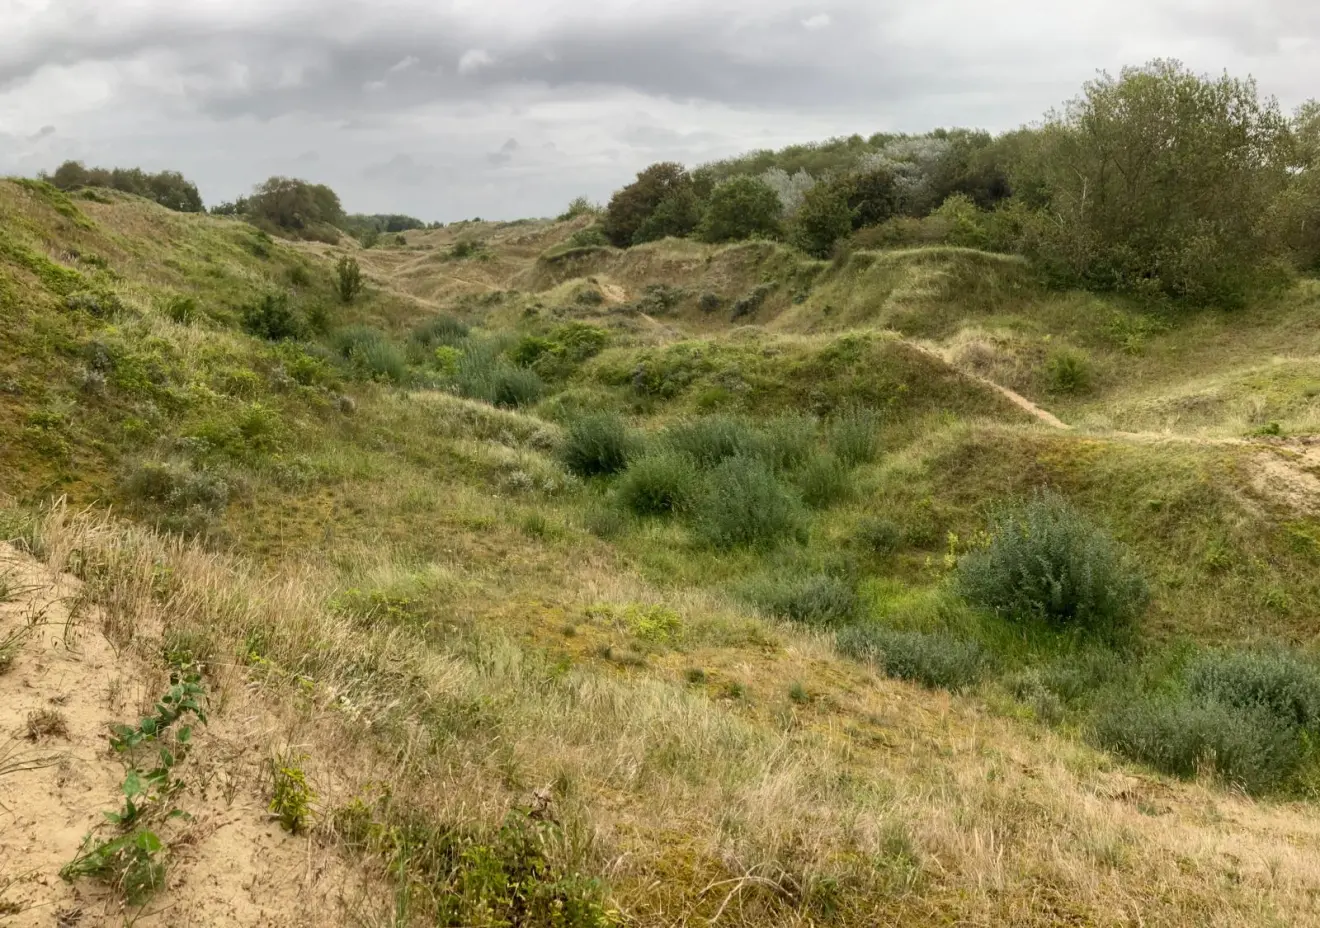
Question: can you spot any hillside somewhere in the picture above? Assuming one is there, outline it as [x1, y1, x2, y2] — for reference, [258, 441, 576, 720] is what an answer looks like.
[6, 178, 1320, 926]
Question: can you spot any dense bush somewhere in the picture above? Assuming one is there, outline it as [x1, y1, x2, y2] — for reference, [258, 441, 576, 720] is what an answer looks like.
[560, 413, 634, 478]
[616, 452, 698, 516]
[335, 256, 364, 303]
[741, 572, 858, 626]
[758, 415, 818, 472]
[411, 314, 470, 349]
[246, 176, 345, 232]
[790, 184, 853, 258]
[328, 326, 407, 383]
[829, 407, 881, 466]
[956, 490, 1148, 640]
[694, 456, 805, 550]
[1186, 649, 1320, 731]
[696, 177, 783, 243]
[1045, 348, 1091, 395]
[663, 415, 762, 469]
[241, 293, 305, 341]
[837, 625, 988, 691]
[854, 517, 902, 555]
[47, 161, 203, 212]
[795, 453, 852, 509]
[123, 461, 230, 512]
[633, 188, 702, 245]
[1092, 696, 1302, 795]
[1012, 61, 1292, 305]
[603, 162, 698, 247]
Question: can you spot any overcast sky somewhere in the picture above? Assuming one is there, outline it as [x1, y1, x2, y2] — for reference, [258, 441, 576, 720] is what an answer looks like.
[1, 1, 1316, 222]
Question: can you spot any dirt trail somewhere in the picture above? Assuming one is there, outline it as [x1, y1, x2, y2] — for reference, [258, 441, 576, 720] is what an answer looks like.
[0, 543, 359, 926]
[911, 337, 1320, 515]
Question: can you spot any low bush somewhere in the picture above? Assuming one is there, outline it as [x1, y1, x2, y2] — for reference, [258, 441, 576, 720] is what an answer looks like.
[335, 255, 364, 303]
[741, 573, 858, 626]
[1092, 695, 1302, 795]
[694, 456, 805, 550]
[1186, 648, 1320, 731]
[956, 490, 1148, 641]
[560, 413, 634, 478]
[411, 314, 470, 349]
[1045, 348, 1091, 395]
[122, 461, 230, 512]
[854, 517, 902, 555]
[758, 415, 818, 472]
[456, 346, 545, 408]
[331, 326, 407, 383]
[664, 415, 762, 469]
[242, 293, 304, 341]
[829, 407, 881, 466]
[795, 453, 852, 509]
[616, 452, 698, 516]
[837, 625, 988, 691]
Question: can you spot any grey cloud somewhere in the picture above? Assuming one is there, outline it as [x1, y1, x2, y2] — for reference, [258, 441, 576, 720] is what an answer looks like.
[29, 125, 56, 140]
[487, 138, 519, 167]
[362, 153, 435, 187]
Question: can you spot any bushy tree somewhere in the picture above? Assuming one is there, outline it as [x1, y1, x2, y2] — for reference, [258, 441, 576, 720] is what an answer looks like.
[696, 176, 783, 243]
[839, 167, 900, 229]
[632, 186, 701, 244]
[790, 183, 852, 257]
[248, 176, 345, 231]
[759, 168, 817, 217]
[46, 160, 203, 212]
[603, 162, 696, 247]
[335, 256, 364, 303]
[1014, 60, 1292, 305]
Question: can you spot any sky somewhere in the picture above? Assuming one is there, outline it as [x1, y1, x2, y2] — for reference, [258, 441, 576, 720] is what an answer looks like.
[1, 0, 1317, 222]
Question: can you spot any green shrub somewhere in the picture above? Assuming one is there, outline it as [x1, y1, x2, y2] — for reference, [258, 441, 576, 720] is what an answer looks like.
[730, 284, 773, 320]
[164, 295, 197, 325]
[552, 322, 609, 363]
[795, 453, 852, 509]
[604, 162, 697, 247]
[616, 452, 698, 516]
[335, 255, 364, 303]
[411, 314, 470, 348]
[332, 326, 407, 383]
[1186, 649, 1320, 731]
[1092, 696, 1302, 795]
[829, 407, 881, 466]
[790, 184, 853, 258]
[487, 366, 544, 408]
[694, 456, 805, 550]
[697, 176, 783, 243]
[758, 415, 817, 472]
[1045, 348, 1091, 394]
[242, 292, 304, 341]
[560, 413, 634, 478]
[956, 490, 1148, 640]
[836, 625, 988, 691]
[65, 289, 124, 318]
[581, 502, 628, 539]
[122, 461, 229, 512]
[855, 517, 902, 555]
[741, 573, 858, 626]
[663, 415, 761, 469]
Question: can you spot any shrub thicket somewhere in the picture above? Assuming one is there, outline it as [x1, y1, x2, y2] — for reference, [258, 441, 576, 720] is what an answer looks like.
[331, 326, 408, 383]
[603, 162, 698, 247]
[616, 452, 699, 516]
[335, 256, 364, 303]
[560, 413, 634, 478]
[790, 184, 853, 258]
[48, 161, 203, 212]
[664, 415, 763, 469]
[956, 490, 1148, 640]
[696, 177, 783, 243]
[741, 573, 858, 626]
[795, 453, 853, 509]
[241, 293, 305, 341]
[695, 456, 805, 549]
[837, 625, 988, 691]
[828, 407, 880, 466]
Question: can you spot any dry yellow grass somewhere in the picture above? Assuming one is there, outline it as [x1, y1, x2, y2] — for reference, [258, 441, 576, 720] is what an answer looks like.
[4, 501, 1317, 926]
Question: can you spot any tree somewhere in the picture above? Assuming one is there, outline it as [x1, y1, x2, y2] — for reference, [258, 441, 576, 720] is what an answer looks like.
[248, 177, 345, 231]
[839, 167, 900, 229]
[46, 160, 203, 212]
[602, 162, 695, 247]
[335, 256, 365, 303]
[1018, 59, 1292, 305]
[632, 187, 701, 244]
[790, 184, 852, 257]
[696, 176, 782, 243]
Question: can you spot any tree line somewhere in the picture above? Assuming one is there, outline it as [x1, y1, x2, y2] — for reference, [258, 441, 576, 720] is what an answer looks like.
[596, 60, 1320, 307]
